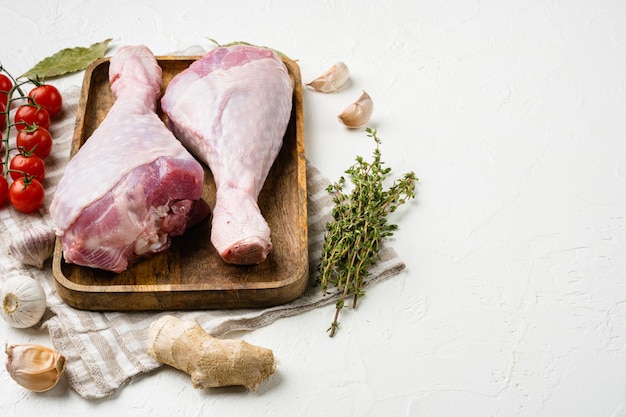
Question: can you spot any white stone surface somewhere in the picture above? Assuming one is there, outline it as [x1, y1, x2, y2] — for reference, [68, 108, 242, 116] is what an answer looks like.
[2, 0, 626, 415]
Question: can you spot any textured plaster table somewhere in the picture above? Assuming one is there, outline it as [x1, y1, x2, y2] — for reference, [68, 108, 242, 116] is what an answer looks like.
[2, 0, 626, 416]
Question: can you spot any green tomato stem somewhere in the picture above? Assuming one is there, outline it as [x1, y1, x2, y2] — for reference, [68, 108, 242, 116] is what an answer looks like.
[2, 78, 35, 177]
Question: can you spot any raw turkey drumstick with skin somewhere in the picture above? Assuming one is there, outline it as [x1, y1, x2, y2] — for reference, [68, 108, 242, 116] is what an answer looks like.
[50, 45, 209, 273]
[161, 44, 293, 265]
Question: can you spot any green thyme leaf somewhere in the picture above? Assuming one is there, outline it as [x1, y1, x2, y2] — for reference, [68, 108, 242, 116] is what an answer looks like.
[318, 128, 418, 337]
[20, 38, 113, 80]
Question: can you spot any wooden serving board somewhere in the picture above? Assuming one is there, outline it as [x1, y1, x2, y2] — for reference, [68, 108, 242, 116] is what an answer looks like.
[52, 54, 308, 311]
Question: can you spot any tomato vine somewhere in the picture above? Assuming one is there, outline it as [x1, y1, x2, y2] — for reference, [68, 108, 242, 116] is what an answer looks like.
[0, 64, 62, 211]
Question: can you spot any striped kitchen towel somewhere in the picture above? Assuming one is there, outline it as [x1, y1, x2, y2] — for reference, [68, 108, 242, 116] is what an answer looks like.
[0, 84, 406, 399]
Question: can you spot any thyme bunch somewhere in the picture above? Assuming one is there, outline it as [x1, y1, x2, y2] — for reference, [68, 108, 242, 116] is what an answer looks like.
[318, 128, 417, 337]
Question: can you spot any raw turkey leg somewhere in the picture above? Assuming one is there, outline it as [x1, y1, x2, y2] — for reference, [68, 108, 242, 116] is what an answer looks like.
[161, 45, 293, 265]
[50, 45, 209, 273]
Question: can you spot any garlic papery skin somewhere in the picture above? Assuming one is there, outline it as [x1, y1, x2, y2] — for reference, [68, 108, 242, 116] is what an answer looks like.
[1, 276, 47, 328]
[338, 91, 374, 128]
[306, 62, 350, 93]
[8, 225, 56, 269]
[5, 343, 66, 392]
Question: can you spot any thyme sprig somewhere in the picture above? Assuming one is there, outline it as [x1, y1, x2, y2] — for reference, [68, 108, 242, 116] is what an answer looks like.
[318, 127, 417, 337]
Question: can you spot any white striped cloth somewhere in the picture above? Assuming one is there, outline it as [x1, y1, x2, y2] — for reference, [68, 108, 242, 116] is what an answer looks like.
[0, 85, 406, 399]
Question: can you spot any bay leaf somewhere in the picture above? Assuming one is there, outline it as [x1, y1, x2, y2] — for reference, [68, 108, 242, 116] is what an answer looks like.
[209, 38, 288, 59]
[20, 38, 113, 80]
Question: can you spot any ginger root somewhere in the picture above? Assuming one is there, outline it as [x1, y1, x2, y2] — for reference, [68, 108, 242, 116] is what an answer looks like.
[147, 315, 275, 391]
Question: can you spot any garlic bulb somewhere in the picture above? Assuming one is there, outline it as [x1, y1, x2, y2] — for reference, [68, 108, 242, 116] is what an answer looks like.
[1, 276, 47, 328]
[8, 225, 56, 269]
[338, 91, 374, 128]
[5, 343, 66, 392]
[306, 62, 350, 93]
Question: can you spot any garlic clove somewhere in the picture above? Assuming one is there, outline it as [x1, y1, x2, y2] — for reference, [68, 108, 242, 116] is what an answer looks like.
[337, 91, 374, 128]
[8, 225, 56, 269]
[5, 343, 66, 392]
[306, 62, 350, 93]
[1, 275, 47, 328]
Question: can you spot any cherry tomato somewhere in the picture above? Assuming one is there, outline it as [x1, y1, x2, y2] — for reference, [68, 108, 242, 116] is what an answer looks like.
[14, 104, 50, 131]
[0, 175, 8, 206]
[16, 126, 53, 159]
[0, 74, 12, 108]
[8, 177, 45, 213]
[28, 84, 62, 118]
[10, 153, 46, 182]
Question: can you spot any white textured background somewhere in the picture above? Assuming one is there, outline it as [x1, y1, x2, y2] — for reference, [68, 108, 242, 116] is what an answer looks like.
[2, 0, 626, 416]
